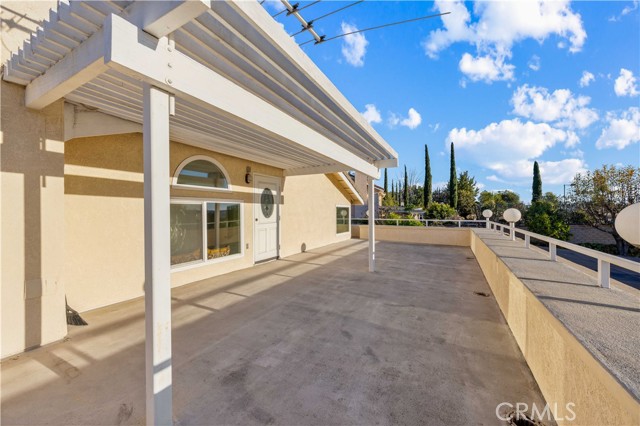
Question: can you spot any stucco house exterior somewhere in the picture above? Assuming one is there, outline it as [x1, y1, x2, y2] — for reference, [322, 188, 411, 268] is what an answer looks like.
[1, 1, 397, 419]
[348, 171, 385, 219]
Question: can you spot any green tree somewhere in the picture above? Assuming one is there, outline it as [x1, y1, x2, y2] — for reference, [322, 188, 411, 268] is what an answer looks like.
[569, 165, 640, 255]
[403, 165, 409, 208]
[449, 142, 458, 210]
[532, 161, 542, 203]
[424, 144, 432, 209]
[457, 171, 479, 218]
[525, 200, 570, 241]
[479, 190, 523, 221]
[432, 186, 448, 204]
[542, 192, 559, 207]
[383, 168, 388, 195]
[425, 202, 457, 220]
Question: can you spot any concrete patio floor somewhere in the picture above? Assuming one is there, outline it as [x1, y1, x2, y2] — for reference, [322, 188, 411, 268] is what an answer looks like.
[1, 240, 547, 425]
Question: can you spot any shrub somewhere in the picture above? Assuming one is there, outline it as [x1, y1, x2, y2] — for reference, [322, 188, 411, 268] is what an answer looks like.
[525, 201, 570, 241]
[385, 212, 423, 226]
[424, 202, 457, 220]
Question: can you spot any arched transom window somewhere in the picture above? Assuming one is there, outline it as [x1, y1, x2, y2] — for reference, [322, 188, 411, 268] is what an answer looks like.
[173, 156, 231, 191]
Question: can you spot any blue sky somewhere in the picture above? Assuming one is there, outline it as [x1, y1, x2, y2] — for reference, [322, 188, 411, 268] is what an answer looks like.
[265, 0, 640, 202]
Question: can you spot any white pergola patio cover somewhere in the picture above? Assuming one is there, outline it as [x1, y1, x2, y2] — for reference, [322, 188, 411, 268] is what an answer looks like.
[3, 1, 393, 424]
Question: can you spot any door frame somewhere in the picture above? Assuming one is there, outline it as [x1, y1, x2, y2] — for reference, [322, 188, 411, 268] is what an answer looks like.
[253, 173, 282, 264]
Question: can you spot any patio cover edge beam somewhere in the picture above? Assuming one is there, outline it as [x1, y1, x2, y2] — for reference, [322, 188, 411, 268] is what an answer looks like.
[105, 13, 379, 178]
[124, 0, 211, 38]
[24, 28, 107, 110]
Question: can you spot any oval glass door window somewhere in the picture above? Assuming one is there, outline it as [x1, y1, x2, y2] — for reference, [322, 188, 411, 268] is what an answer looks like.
[261, 188, 275, 218]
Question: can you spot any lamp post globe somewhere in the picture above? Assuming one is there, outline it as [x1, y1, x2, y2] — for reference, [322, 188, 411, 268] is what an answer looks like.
[615, 203, 640, 248]
[482, 209, 493, 229]
[503, 208, 521, 241]
[503, 208, 522, 223]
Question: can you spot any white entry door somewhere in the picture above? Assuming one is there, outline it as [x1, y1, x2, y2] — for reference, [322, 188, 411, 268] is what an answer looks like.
[254, 175, 280, 263]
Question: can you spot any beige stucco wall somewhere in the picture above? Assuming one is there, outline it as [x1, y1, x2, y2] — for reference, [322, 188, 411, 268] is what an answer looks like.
[1, 81, 68, 357]
[351, 225, 471, 247]
[280, 173, 352, 257]
[469, 231, 640, 426]
[64, 134, 352, 313]
[1, 0, 64, 360]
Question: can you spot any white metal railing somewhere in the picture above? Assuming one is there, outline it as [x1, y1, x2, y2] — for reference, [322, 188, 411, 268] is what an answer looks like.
[487, 221, 640, 288]
[351, 218, 484, 227]
[352, 217, 640, 289]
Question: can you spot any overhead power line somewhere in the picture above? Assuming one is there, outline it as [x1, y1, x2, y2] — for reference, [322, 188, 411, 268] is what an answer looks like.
[279, 0, 325, 44]
[272, 0, 321, 18]
[290, 0, 364, 37]
[298, 11, 451, 47]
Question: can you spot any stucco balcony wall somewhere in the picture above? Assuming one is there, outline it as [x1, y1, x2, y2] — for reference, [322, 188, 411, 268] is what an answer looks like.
[351, 224, 470, 246]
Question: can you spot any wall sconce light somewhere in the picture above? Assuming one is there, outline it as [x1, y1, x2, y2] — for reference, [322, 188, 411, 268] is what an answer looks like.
[245, 166, 252, 184]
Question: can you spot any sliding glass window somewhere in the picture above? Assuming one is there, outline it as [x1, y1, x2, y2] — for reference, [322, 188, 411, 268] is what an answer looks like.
[171, 200, 242, 267]
[206, 203, 241, 259]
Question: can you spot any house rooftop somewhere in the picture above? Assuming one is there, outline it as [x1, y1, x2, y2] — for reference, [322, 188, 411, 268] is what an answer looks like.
[1, 240, 546, 425]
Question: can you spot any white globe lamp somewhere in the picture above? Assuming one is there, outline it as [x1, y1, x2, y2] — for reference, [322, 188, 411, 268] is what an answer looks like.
[615, 203, 640, 248]
[503, 208, 522, 241]
[482, 209, 493, 229]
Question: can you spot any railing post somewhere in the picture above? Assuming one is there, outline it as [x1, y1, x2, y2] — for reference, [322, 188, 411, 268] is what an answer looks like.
[458, 221, 461, 228]
[549, 243, 557, 261]
[525, 234, 530, 249]
[598, 259, 611, 288]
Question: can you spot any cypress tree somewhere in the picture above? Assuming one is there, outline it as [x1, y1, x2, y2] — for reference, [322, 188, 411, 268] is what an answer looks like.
[403, 165, 409, 207]
[384, 169, 389, 197]
[532, 161, 542, 203]
[424, 144, 432, 209]
[449, 142, 458, 210]
[391, 181, 395, 205]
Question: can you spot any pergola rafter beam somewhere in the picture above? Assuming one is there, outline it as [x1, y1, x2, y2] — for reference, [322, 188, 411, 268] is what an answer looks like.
[103, 13, 379, 178]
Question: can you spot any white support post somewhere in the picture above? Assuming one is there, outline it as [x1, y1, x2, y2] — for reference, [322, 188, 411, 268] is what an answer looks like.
[510, 223, 516, 241]
[525, 234, 530, 249]
[598, 259, 611, 288]
[143, 84, 173, 426]
[486, 218, 490, 229]
[368, 176, 376, 272]
[549, 243, 557, 261]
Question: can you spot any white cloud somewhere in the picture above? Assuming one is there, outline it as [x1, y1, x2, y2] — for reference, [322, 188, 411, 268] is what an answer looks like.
[459, 52, 514, 82]
[388, 113, 400, 127]
[424, 0, 586, 83]
[400, 108, 422, 129]
[579, 71, 595, 87]
[263, 0, 286, 13]
[448, 118, 585, 183]
[388, 108, 422, 130]
[614, 68, 639, 97]
[609, 0, 638, 22]
[596, 107, 640, 150]
[429, 123, 440, 133]
[340, 22, 368, 67]
[482, 159, 586, 185]
[511, 84, 598, 130]
[528, 55, 541, 71]
[361, 104, 382, 124]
